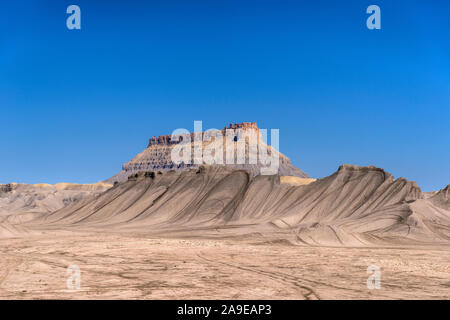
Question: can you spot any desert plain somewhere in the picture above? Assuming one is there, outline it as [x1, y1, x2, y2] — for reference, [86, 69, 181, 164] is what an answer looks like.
[1, 230, 449, 299]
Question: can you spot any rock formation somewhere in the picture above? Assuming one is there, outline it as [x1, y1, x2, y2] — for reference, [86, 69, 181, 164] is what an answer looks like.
[106, 122, 309, 183]
[429, 185, 450, 210]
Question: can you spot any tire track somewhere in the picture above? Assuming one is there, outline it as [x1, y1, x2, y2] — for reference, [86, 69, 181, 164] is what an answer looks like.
[197, 252, 320, 300]
[0, 255, 23, 288]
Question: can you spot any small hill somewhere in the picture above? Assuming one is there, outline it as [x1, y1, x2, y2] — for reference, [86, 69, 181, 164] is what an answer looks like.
[0, 182, 112, 220]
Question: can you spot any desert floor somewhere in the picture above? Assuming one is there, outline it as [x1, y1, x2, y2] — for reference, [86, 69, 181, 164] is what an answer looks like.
[0, 232, 449, 300]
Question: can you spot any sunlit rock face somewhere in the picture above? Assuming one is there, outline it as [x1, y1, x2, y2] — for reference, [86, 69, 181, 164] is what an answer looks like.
[105, 122, 309, 183]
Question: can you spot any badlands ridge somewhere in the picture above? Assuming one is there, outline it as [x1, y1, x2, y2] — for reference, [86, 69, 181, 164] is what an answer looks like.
[26, 164, 450, 246]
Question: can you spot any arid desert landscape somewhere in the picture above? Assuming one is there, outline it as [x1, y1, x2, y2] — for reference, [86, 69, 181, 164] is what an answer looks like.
[1, 124, 449, 299]
[1, 233, 450, 299]
[3, 0, 450, 303]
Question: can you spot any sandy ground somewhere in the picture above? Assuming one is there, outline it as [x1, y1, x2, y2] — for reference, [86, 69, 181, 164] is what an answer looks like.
[1, 231, 449, 300]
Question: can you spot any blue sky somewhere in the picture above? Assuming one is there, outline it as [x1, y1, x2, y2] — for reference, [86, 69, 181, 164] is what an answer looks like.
[0, 0, 449, 191]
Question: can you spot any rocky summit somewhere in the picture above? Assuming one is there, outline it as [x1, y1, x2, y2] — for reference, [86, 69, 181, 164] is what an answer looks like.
[106, 122, 309, 183]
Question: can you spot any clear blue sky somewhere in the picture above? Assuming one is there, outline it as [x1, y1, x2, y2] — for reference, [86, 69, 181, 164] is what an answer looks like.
[1, 0, 449, 191]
